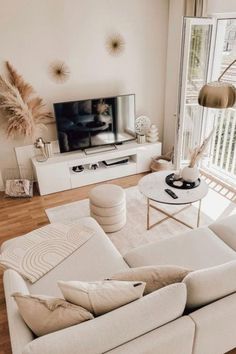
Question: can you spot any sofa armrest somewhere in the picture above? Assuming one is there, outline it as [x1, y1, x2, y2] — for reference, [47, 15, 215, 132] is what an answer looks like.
[23, 283, 187, 354]
[209, 215, 236, 251]
[3, 270, 34, 354]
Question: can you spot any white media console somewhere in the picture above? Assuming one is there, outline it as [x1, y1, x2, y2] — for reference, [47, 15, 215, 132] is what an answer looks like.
[32, 141, 162, 195]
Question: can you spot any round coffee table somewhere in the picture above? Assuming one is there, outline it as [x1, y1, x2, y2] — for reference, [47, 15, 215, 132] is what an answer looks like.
[138, 170, 208, 230]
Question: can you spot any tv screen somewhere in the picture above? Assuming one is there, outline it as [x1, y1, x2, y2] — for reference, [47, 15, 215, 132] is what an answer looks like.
[54, 94, 136, 153]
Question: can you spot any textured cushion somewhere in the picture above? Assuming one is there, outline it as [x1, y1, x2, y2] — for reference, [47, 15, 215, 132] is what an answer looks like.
[12, 292, 93, 336]
[183, 260, 236, 309]
[209, 214, 236, 251]
[22, 284, 187, 354]
[91, 210, 126, 225]
[88, 184, 125, 207]
[90, 202, 125, 217]
[124, 228, 236, 270]
[58, 280, 145, 316]
[110, 265, 191, 295]
[102, 219, 126, 233]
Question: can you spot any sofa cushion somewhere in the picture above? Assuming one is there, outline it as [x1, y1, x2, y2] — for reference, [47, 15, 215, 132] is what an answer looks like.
[110, 265, 191, 295]
[124, 227, 236, 270]
[189, 292, 236, 354]
[27, 217, 129, 297]
[183, 260, 236, 309]
[22, 283, 187, 354]
[209, 214, 236, 251]
[58, 280, 145, 316]
[107, 316, 195, 354]
[13, 292, 93, 336]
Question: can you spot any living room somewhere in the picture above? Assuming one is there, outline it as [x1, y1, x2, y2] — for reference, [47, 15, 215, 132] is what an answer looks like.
[0, 0, 236, 353]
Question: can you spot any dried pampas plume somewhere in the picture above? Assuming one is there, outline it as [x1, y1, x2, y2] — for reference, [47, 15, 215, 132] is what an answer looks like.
[106, 33, 125, 56]
[0, 61, 53, 138]
[189, 129, 215, 168]
[49, 60, 70, 83]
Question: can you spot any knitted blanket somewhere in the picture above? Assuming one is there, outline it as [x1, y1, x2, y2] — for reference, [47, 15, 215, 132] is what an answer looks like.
[0, 222, 94, 283]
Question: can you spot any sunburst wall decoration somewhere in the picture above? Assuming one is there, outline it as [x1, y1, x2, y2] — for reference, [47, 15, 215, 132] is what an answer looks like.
[49, 60, 70, 84]
[106, 33, 125, 56]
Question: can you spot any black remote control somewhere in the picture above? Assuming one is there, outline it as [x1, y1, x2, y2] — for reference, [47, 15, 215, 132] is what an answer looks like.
[165, 189, 178, 199]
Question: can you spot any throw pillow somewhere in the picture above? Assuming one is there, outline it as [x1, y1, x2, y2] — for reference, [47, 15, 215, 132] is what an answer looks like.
[183, 260, 236, 309]
[58, 280, 146, 316]
[110, 265, 191, 295]
[12, 292, 93, 336]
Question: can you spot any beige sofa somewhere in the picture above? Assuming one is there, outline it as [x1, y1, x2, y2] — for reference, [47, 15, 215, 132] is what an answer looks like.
[3, 215, 236, 354]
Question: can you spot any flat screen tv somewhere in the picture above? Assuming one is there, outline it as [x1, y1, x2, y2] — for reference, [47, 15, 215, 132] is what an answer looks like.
[54, 94, 136, 153]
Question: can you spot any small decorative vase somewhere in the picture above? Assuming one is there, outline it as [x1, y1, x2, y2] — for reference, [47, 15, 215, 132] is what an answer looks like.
[146, 124, 159, 143]
[137, 134, 146, 144]
[181, 166, 199, 183]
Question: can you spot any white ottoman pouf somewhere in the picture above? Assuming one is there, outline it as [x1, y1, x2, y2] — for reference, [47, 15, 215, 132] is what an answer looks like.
[89, 184, 126, 233]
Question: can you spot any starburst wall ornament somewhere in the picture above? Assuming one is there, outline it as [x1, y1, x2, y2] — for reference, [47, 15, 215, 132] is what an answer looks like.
[49, 60, 70, 84]
[106, 33, 125, 56]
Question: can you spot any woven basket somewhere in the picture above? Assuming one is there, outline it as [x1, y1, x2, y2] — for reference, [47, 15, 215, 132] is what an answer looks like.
[150, 155, 173, 172]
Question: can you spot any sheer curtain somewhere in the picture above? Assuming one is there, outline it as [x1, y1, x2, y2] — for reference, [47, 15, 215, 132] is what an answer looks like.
[184, 0, 207, 17]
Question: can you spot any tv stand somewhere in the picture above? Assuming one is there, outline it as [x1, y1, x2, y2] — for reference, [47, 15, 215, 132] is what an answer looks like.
[32, 141, 161, 195]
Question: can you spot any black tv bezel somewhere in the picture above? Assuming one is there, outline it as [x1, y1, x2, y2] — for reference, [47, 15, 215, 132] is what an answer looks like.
[53, 93, 136, 153]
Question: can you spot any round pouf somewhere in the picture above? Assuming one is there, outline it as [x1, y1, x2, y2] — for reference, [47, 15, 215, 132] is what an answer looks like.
[89, 184, 126, 233]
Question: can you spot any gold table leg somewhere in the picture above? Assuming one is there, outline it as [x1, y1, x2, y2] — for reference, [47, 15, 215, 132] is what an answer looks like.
[197, 199, 202, 227]
[146, 199, 202, 231]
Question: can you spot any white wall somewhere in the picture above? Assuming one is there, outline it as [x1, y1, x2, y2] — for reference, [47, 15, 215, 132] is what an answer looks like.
[0, 0, 169, 190]
[163, 0, 185, 154]
[207, 0, 236, 15]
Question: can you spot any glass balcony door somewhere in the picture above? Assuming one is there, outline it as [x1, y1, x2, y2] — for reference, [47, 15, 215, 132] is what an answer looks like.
[201, 18, 236, 187]
[175, 17, 214, 170]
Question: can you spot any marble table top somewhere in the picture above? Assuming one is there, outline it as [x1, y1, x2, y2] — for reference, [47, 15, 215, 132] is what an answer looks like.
[138, 171, 209, 205]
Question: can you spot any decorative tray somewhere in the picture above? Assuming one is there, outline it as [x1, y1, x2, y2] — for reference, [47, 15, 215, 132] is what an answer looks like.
[165, 173, 201, 190]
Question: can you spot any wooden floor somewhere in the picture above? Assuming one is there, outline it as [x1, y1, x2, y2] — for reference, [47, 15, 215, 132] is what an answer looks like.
[0, 174, 144, 354]
[0, 173, 236, 354]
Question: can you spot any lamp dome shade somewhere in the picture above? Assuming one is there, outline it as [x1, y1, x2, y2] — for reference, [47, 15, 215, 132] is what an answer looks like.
[198, 81, 236, 108]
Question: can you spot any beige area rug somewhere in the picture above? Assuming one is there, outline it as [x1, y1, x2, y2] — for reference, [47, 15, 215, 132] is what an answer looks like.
[45, 186, 236, 255]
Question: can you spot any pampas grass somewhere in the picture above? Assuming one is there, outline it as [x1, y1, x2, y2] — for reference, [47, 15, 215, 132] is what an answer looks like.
[0, 61, 53, 138]
[189, 129, 215, 168]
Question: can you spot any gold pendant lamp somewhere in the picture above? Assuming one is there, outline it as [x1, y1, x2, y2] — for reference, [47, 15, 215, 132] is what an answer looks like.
[198, 59, 236, 108]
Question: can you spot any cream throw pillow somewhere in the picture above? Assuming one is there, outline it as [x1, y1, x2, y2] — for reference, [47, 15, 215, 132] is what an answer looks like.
[58, 280, 146, 316]
[110, 265, 191, 295]
[183, 260, 236, 309]
[12, 292, 93, 336]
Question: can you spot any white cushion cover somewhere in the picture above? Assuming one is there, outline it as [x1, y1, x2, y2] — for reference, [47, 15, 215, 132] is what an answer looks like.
[90, 202, 125, 217]
[91, 210, 126, 225]
[124, 228, 236, 270]
[183, 260, 236, 309]
[22, 284, 187, 354]
[58, 280, 145, 316]
[102, 219, 126, 233]
[88, 184, 125, 207]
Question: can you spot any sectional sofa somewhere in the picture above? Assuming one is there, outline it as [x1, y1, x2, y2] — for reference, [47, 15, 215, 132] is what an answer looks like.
[3, 214, 236, 354]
